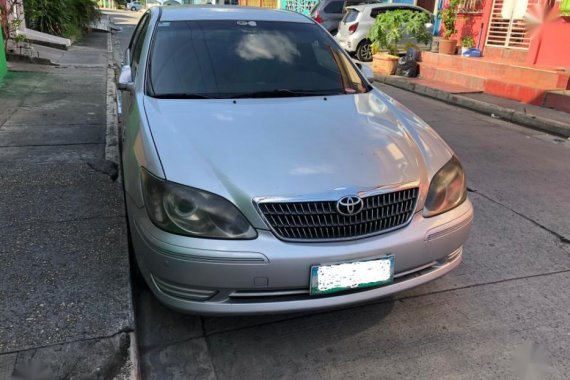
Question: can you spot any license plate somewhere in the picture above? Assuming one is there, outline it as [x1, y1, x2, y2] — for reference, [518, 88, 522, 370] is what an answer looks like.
[310, 256, 394, 296]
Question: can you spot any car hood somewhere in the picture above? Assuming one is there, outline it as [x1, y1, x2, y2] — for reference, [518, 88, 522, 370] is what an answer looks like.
[143, 91, 453, 228]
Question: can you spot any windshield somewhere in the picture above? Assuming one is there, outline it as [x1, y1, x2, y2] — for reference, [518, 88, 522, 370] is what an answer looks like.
[147, 20, 370, 99]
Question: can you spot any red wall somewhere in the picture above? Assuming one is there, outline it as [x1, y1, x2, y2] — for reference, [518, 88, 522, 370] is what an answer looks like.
[442, 0, 492, 48]
[454, 12, 486, 48]
[528, 3, 570, 68]
[447, 0, 570, 69]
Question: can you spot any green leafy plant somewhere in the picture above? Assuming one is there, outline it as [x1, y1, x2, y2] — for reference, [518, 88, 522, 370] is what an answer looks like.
[460, 35, 475, 48]
[23, 0, 101, 39]
[441, 0, 460, 40]
[561, 0, 570, 16]
[368, 9, 432, 56]
[69, 0, 102, 32]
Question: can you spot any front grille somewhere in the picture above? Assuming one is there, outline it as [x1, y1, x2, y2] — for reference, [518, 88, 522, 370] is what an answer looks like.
[257, 187, 419, 242]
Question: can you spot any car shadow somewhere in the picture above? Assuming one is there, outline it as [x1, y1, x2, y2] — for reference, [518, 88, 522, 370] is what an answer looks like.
[134, 282, 396, 352]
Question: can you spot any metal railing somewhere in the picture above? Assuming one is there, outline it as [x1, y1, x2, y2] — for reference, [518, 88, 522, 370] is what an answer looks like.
[486, 0, 531, 50]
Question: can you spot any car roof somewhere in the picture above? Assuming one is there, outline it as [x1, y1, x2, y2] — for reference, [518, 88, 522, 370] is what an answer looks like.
[346, 3, 429, 12]
[158, 6, 314, 23]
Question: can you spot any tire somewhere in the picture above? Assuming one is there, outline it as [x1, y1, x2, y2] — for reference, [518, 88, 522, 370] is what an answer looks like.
[131, 6, 136, 11]
[127, 220, 149, 291]
[356, 41, 373, 62]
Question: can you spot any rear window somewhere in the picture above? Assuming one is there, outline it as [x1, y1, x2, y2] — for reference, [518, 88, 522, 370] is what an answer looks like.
[324, 0, 344, 13]
[343, 9, 359, 23]
[370, 7, 386, 18]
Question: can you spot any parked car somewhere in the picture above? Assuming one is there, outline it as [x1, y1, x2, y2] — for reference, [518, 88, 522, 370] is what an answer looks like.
[127, 1, 143, 11]
[336, 4, 433, 61]
[310, 0, 380, 35]
[146, 0, 161, 8]
[118, 6, 472, 315]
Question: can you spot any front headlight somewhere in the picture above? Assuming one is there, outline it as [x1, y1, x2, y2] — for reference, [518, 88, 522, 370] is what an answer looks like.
[141, 169, 257, 239]
[423, 156, 467, 217]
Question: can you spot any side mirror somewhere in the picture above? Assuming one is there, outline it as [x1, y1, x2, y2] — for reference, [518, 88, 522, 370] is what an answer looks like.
[118, 65, 135, 92]
[425, 22, 434, 31]
[359, 64, 375, 82]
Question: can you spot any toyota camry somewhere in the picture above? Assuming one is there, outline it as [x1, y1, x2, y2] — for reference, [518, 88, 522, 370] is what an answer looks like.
[118, 6, 473, 315]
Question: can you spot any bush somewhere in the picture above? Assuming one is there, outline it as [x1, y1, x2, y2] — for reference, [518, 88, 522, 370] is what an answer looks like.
[23, 0, 101, 39]
[368, 9, 432, 56]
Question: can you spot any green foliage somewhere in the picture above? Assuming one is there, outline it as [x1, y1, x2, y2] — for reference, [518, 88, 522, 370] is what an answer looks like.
[460, 35, 475, 48]
[23, 0, 101, 39]
[561, 0, 570, 16]
[441, 0, 460, 39]
[368, 9, 432, 57]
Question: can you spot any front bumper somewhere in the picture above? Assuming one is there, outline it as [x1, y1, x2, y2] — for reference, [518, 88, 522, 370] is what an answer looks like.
[128, 197, 473, 315]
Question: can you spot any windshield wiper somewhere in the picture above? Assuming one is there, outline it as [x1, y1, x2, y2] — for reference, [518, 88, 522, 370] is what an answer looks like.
[231, 89, 345, 99]
[153, 93, 218, 99]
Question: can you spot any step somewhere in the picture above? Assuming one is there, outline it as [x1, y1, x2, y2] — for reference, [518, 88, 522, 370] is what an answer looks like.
[543, 90, 570, 114]
[484, 79, 547, 105]
[419, 64, 486, 91]
[482, 46, 528, 65]
[419, 63, 552, 105]
[420, 52, 570, 90]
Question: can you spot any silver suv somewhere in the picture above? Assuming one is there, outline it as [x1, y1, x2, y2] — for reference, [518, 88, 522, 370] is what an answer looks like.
[310, 0, 380, 35]
[336, 3, 433, 61]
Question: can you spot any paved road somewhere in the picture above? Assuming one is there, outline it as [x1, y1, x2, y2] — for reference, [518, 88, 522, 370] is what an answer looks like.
[108, 11, 570, 379]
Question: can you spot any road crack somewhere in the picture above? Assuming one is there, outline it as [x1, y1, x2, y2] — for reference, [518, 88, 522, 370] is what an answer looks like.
[86, 159, 119, 181]
[468, 187, 570, 245]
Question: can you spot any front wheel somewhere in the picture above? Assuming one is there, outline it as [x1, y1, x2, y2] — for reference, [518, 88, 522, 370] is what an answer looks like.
[131, 6, 136, 11]
[356, 41, 373, 62]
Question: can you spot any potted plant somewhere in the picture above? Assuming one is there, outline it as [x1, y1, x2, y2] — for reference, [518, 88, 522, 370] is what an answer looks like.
[439, 0, 460, 55]
[460, 35, 475, 54]
[368, 9, 432, 75]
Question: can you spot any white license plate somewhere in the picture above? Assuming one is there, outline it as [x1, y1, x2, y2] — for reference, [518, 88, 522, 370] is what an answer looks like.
[310, 256, 394, 296]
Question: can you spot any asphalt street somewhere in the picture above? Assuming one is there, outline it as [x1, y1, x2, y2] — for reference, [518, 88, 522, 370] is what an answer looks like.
[110, 10, 570, 380]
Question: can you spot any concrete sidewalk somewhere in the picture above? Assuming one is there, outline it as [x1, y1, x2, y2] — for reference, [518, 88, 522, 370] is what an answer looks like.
[374, 75, 570, 138]
[0, 32, 135, 379]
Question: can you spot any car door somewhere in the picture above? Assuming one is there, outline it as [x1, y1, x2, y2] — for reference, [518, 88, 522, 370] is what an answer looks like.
[120, 13, 151, 198]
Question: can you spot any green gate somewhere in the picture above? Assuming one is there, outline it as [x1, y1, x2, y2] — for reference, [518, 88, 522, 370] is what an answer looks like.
[279, 0, 318, 15]
[0, 30, 7, 80]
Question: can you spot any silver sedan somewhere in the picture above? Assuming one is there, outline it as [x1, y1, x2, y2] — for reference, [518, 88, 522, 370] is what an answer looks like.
[118, 6, 473, 315]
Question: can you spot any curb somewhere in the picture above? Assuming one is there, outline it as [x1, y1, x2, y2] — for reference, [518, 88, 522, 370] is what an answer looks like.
[105, 31, 121, 170]
[374, 75, 570, 138]
[104, 21, 140, 380]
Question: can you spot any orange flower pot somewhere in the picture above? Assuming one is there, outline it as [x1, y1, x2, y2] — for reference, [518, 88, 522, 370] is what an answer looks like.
[439, 39, 457, 55]
[372, 53, 399, 75]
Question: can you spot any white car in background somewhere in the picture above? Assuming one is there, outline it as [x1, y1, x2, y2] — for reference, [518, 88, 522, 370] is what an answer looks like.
[127, 1, 143, 11]
[336, 3, 433, 62]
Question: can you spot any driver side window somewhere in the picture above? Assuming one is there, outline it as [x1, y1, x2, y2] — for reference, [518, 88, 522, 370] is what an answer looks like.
[129, 14, 150, 79]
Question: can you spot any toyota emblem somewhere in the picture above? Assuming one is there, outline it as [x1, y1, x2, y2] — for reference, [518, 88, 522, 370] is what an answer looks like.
[336, 195, 364, 216]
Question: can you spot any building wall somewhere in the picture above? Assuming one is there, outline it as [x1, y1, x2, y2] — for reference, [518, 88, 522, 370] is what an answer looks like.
[439, 0, 489, 45]
[241, 0, 278, 7]
[528, 1, 570, 67]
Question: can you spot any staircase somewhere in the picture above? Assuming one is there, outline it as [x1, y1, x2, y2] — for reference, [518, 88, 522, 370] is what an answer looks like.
[418, 52, 570, 110]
